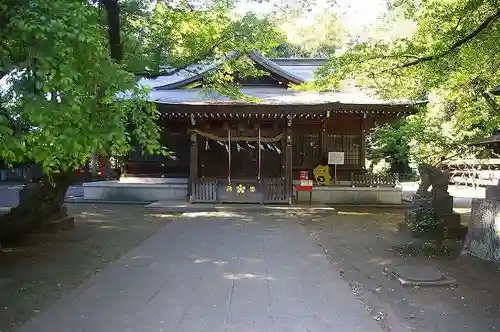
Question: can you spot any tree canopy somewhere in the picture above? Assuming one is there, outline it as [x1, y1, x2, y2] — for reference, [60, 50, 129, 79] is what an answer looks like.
[315, 0, 500, 165]
[274, 12, 346, 58]
[0, 0, 281, 175]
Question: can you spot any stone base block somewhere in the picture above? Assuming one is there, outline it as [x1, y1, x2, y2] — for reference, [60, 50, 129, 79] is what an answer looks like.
[441, 212, 461, 228]
[83, 178, 188, 202]
[462, 198, 500, 263]
[296, 186, 402, 205]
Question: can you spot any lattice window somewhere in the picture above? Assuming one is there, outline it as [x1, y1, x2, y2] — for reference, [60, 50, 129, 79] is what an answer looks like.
[292, 133, 320, 167]
[325, 134, 361, 166]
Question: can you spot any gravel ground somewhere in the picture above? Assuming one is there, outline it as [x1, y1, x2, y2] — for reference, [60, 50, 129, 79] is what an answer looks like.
[0, 204, 177, 332]
[297, 208, 500, 332]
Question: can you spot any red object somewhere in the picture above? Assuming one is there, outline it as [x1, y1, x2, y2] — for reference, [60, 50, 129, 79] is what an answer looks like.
[295, 185, 313, 192]
[297, 170, 313, 192]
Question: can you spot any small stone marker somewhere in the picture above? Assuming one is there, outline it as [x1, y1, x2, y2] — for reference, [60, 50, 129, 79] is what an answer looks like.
[390, 265, 456, 286]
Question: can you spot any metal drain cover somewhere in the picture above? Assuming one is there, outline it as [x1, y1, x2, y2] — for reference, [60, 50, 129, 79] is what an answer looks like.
[391, 266, 457, 286]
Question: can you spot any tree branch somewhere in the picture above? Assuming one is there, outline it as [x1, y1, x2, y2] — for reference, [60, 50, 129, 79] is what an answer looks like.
[134, 32, 242, 78]
[368, 53, 421, 61]
[481, 91, 499, 112]
[394, 9, 500, 70]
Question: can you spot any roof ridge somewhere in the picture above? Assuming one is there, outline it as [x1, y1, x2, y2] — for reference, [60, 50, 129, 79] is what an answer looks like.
[247, 51, 304, 85]
[153, 51, 313, 90]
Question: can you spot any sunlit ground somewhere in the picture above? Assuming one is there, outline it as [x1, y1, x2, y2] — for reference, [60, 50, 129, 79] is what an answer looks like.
[299, 207, 500, 332]
[0, 204, 178, 332]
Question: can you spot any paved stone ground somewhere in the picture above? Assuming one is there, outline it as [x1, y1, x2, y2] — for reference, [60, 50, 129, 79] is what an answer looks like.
[16, 211, 383, 332]
[298, 208, 500, 332]
[0, 204, 176, 332]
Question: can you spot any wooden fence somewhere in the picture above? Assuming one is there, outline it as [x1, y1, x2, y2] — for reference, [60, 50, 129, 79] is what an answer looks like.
[191, 177, 289, 204]
[447, 159, 500, 188]
[263, 178, 289, 203]
[192, 178, 218, 203]
[350, 173, 399, 187]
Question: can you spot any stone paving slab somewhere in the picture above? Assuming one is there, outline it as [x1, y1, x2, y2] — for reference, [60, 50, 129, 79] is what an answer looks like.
[16, 212, 382, 332]
[144, 201, 336, 214]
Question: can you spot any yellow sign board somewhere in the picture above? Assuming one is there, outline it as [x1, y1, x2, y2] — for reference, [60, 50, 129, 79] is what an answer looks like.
[313, 165, 332, 185]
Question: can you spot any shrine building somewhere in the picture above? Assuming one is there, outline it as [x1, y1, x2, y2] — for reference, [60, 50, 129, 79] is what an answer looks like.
[84, 52, 419, 204]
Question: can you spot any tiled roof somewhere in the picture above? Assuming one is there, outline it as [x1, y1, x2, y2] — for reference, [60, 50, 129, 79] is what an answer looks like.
[137, 52, 322, 90]
[148, 87, 416, 109]
[135, 51, 419, 108]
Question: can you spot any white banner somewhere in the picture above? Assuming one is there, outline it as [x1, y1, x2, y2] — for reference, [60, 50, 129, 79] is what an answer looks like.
[328, 152, 345, 165]
[300, 180, 313, 186]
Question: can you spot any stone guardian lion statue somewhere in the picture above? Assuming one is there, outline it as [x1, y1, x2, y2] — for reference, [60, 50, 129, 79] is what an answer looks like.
[416, 164, 450, 197]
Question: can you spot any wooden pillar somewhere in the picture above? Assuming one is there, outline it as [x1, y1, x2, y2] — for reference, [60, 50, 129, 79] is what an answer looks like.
[188, 114, 198, 202]
[285, 115, 293, 204]
[360, 113, 367, 170]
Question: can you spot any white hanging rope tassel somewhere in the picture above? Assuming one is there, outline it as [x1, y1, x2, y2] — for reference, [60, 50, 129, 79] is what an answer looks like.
[247, 142, 255, 149]
[274, 144, 282, 154]
[224, 144, 229, 153]
[258, 125, 261, 181]
[266, 143, 273, 151]
[259, 143, 265, 150]
[236, 142, 242, 152]
[205, 139, 210, 151]
[228, 127, 231, 183]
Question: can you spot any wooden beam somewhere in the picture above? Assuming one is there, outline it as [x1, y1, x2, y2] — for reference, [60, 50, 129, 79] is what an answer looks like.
[157, 102, 418, 117]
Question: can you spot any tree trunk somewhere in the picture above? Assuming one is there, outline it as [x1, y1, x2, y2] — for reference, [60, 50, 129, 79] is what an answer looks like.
[101, 0, 123, 63]
[0, 170, 74, 245]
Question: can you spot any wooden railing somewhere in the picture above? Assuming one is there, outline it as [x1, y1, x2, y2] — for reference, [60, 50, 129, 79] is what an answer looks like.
[192, 177, 218, 202]
[263, 178, 288, 203]
[350, 173, 399, 187]
[191, 177, 290, 204]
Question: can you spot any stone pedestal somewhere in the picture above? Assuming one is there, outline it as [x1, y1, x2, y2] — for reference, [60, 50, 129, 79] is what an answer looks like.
[404, 194, 461, 238]
[462, 198, 500, 263]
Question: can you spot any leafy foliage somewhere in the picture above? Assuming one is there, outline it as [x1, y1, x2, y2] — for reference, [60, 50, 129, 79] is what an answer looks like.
[274, 12, 346, 58]
[122, 1, 282, 75]
[316, 0, 500, 164]
[0, 0, 282, 175]
[0, 1, 162, 174]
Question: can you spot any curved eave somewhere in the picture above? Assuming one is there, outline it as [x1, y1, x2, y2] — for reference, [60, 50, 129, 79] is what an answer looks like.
[153, 52, 240, 90]
[150, 51, 307, 91]
[248, 51, 305, 85]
